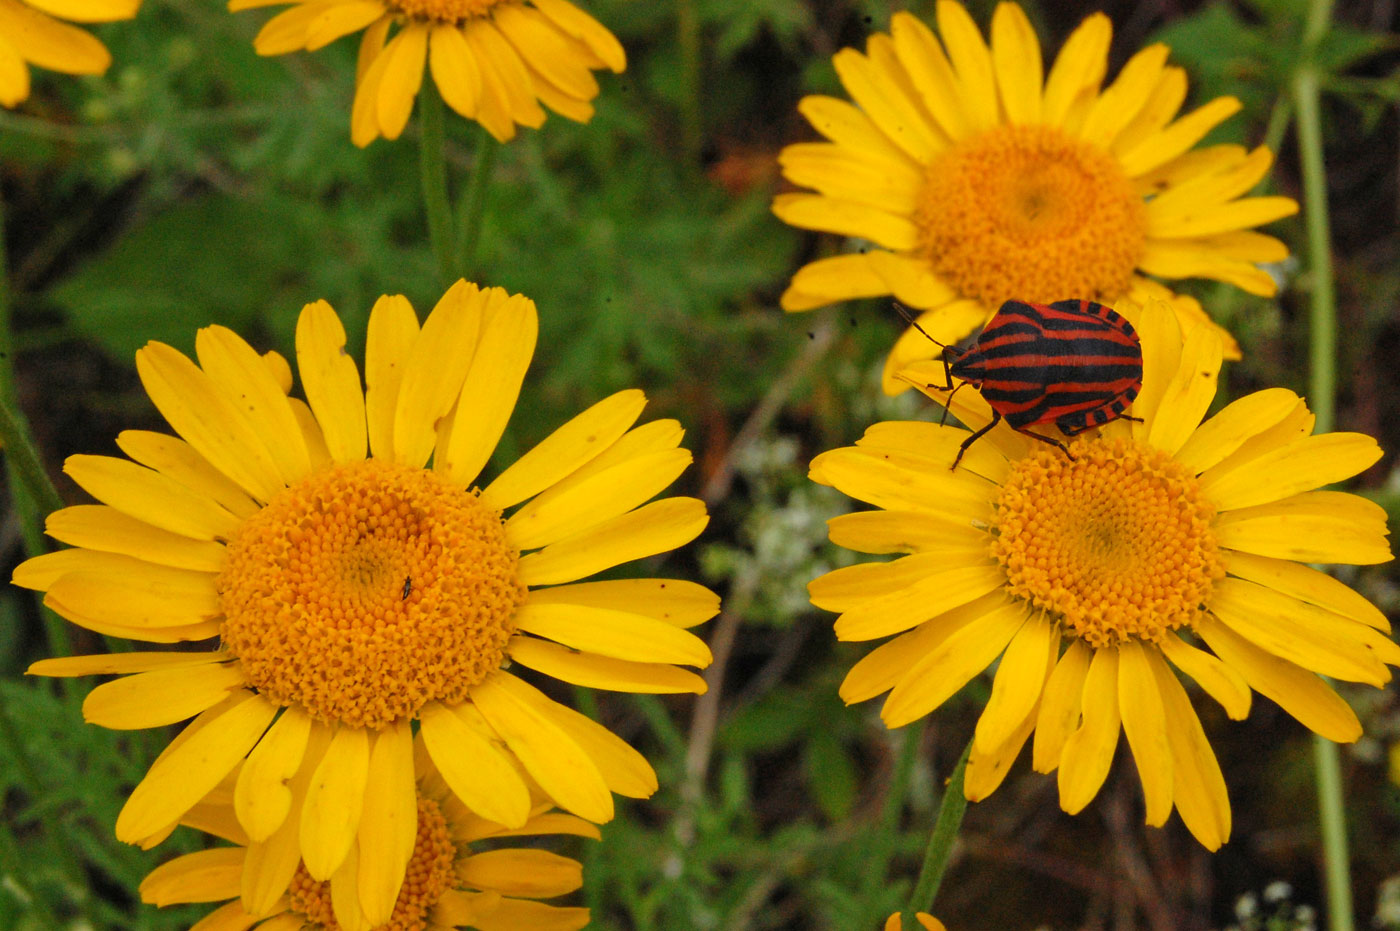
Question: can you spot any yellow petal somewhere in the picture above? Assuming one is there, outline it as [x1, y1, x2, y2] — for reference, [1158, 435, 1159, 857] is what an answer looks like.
[46, 566, 220, 629]
[356, 721, 416, 926]
[1222, 550, 1389, 632]
[1195, 615, 1362, 742]
[1057, 646, 1120, 814]
[195, 325, 312, 486]
[463, 19, 544, 129]
[392, 280, 483, 467]
[83, 663, 246, 729]
[460, 848, 582, 898]
[1199, 433, 1383, 510]
[1174, 387, 1302, 475]
[470, 674, 614, 822]
[865, 250, 960, 309]
[429, 23, 481, 117]
[1116, 640, 1172, 826]
[1158, 632, 1250, 719]
[525, 578, 718, 628]
[1147, 649, 1230, 850]
[0, 34, 30, 108]
[295, 300, 367, 463]
[879, 598, 1027, 727]
[825, 508, 990, 555]
[140, 847, 246, 906]
[990, 2, 1041, 124]
[299, 726, 371, 880]
[1033, 638, 1092, 773]
[241, 726, 330, 916]
[1111, 66, 1187, 156]
[507, 636, 707, 694]
[135, 342, 283, 502]
[116, 693, 278, 843]
[1210, 577, 1389, 685]
[1042, 11, 1111, 126]
[772, 191, 920, 252]
[935, 0, 997, 132]
[0, 0, 110, 72]
[810, 447, 994, 524]
[45, 505, 227, 572]
[1128, 300, 1182, 442]
[780, 142, 922, 215]
[854, 419, 1010, 484]
[779, 252, 892, 312]
[529, 0, 623, 71]
[1079, 44, 1169, 146]
[374, 24, 428, 140]
[419, 700, 531, 828]
[514, 687, 656, 798]
[966, 622, 1057, 801]
[304, 0, 384, 50]
[974, 613, 1053, 752]
[117, 429, 260, 519]
[514, 602, 712, 666]
[1119, 96, 1243, 177]
[838, 591, 1007, 705]
[1146, 321, 1223, 455]
[27, 650, 223, 678]
[363, 294, 421, 462]
[482, 388, 646, 510]
[235, 706, 312, 843]
[437, 291, 537, 487]
[833, 563, 1006, 641]
[352, 23, 395, 146]
[516, 497, 708, 587]
[494, 3, 598, 101]
[1215, 500, 1392, 566]
[810, 550, 987, 613]
[796, 92, 912, 163]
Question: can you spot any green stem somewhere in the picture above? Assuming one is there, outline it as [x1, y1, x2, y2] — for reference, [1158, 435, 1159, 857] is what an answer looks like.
[906, 736, 972, 916]
[455, 128, 497, 278]
[418, 84, 456, 287]
[1293, 1, 1351, 927]
[866, 721, 923, 913]
[0, 190, 71, 662]
[676, 0, 702, 165]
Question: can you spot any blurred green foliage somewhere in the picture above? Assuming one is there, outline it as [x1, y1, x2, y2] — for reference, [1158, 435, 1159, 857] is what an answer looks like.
[2, 0, 1400, 929]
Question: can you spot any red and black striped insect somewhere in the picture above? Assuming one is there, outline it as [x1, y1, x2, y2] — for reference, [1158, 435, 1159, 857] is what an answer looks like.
[901, 299, 1143, 470]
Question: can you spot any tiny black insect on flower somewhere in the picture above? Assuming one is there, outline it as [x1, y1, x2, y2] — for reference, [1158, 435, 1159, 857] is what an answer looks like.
[402, 577, 412, 600]
[897, 299, 1144, 470]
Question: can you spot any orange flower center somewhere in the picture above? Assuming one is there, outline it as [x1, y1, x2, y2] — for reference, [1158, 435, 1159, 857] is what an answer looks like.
[386, 0, 508, 23]
[218, 459, 525, 729]
[290, 798, 458, 931]
[915, 125, 1146, 309]
[990, 436, 1223, 647]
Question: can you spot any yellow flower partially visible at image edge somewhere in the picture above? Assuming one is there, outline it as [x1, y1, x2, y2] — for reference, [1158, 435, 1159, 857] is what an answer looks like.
[809, 300, 1396, 850]
[16, 278, 718, 929]
[886, 912, 946, 931]
[229, 0, 624, 146]
[0, 0, 140, 107]
[140, 738, 595, 931]
[773, 0, 1299, 393]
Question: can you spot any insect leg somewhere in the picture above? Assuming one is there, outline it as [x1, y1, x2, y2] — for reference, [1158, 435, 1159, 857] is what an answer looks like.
[1021, 429, 1077, 462]
[951, 409, 1000, 471]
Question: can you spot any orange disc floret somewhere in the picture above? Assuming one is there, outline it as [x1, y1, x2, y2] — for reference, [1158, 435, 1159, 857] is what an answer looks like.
[218, 459, 525, 728]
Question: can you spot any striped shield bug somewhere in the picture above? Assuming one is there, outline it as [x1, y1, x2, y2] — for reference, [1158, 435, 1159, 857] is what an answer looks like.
[899, 299, 1144, 470]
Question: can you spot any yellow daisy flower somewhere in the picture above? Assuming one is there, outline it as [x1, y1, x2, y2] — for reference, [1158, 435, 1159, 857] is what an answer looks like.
[230, 0, 624, 146]
[17, 279, 716, 926]
[809, 300, 1396, 850]
[885, 913, 946, 931]
[773, 1, 1299, 393]
[140, 741, 596, 930]
[0, 0, 139, 107]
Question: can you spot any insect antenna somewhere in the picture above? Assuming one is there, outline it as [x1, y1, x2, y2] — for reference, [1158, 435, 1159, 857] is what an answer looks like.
[891, 302, 960, 393]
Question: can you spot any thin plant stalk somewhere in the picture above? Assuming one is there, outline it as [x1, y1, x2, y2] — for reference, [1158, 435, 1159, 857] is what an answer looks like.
[418, 84, 456, 287]
[1293, 0, 1352, 928]
[865, 721, 924, 920]
[456, 127, 497, 277]
[905, 736, 973, 917]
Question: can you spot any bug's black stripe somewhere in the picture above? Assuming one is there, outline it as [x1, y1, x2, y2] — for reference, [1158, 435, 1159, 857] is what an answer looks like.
[976, 338, 1141, 362]
[974, 362, 1144, 383]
